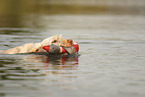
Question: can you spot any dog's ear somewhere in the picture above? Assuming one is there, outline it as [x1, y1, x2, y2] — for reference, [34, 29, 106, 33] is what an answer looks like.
[67, 39, 73, 44]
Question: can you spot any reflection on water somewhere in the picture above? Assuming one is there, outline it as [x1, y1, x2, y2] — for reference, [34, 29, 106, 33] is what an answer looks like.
[0, 54, 79, 96]
[0, 54, 78, 80]
[23, 54, 78, 72]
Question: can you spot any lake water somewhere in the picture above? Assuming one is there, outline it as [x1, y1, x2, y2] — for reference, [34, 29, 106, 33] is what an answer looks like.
[1, 1, 145, 97]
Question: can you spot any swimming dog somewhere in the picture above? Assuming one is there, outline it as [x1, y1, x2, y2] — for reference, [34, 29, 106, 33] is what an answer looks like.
[0, 35, 64, 54]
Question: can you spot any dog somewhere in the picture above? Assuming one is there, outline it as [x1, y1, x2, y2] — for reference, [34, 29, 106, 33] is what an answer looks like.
[0, 35, 64, 54]
[41, 35, 64, 47]
[61, 39, 73, 47]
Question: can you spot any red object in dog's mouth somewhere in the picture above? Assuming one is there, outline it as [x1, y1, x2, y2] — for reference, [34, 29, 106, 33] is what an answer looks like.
[43, 46, 50, 51]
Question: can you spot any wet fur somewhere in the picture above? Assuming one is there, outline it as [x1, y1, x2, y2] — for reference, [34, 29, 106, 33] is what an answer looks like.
[62, 39, 73, 47]
[0, 35, 64, 54]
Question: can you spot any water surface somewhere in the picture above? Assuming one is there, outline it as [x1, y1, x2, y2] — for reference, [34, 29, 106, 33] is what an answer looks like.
[0, 0, 145, 97]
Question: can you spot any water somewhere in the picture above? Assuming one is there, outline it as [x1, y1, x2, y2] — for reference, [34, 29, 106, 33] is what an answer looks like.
[1, 0, 145, 97]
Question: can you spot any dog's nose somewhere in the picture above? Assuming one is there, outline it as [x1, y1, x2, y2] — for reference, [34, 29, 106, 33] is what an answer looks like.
[43, 46, 50, 51]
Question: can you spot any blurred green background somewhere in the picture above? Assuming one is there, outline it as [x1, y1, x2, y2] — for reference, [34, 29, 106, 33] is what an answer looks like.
[0, 0, 145, 27]
[0, 0, 145, 15]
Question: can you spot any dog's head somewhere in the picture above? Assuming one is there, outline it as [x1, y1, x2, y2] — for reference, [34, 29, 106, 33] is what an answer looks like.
[62, 39, 73, 47]
[41, 35, 64, 46]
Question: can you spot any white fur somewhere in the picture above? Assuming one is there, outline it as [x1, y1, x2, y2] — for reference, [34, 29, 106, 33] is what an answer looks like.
[41, 35, 63, 46]
[1, 35, 64, 54]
